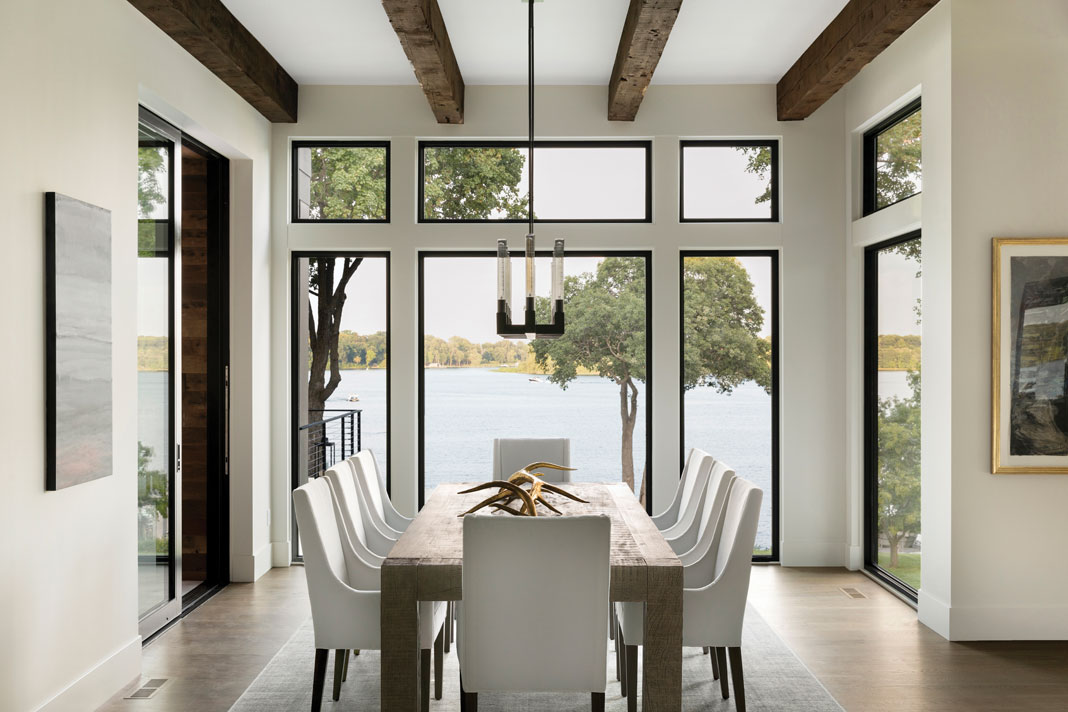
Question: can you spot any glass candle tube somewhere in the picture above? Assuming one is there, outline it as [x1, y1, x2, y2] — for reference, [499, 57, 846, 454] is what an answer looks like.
[525, 233, 536, 299]
[552, 239, 564, 304]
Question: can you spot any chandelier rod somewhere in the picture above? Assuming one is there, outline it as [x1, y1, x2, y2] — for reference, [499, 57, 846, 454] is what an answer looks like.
[528, 0, 534, 236]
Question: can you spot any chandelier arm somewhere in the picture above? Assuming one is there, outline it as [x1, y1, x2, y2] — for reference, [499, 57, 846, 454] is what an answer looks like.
[528, 0, 534, 236]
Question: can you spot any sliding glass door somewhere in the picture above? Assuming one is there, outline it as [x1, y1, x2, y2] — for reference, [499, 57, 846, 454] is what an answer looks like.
[680, 252, 779, 560]
[137, 108, 182, 636]
[865, 233, 922, 596]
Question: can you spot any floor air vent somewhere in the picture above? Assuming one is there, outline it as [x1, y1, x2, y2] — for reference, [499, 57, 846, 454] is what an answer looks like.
[840, 586, 867, 599]
[125, 678, 169, 699]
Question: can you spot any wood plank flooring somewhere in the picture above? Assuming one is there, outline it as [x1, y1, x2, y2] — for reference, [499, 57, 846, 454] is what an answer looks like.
[96, 565, 1068, 712]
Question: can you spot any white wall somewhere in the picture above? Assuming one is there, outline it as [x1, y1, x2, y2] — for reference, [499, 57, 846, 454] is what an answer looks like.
[948, 0, 1068, 640]
[0, 1, 272, 709]
[268, 84, 849, 568]
[842, 2, 954, 636]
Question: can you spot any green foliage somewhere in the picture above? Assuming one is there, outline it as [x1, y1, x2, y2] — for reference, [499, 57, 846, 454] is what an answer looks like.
[138, 336, 168, 371]
[422, 335, 527, 368]
[138, 441, 168, 522]
[878, 334, 921, 370]
[682, 257, 771, 394]
[739, 146, 773, 205]
[306, 147, 388, 220]
[423, 146, 529, 219]
[876, 371, 921, 571]
[874, 110, 922, 209]
[137, 146, 167, 218]
[531, 257, 648, 389]
[333, 330, 388, 369]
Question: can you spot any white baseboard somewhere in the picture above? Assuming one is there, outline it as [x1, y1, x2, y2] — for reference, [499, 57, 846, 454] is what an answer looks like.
[232, 542, 274, 582]
[847, 545, 863, 570]
[779, 539, 848, 567]
[948, 604, 1068, 641]
[271, 540, 292, 567]
[918, 589, 951, 639]
[34, 636, 140, 712]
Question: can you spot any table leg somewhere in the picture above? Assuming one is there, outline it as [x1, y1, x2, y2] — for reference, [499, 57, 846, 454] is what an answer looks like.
[642, 562, 683, 712]
[382, 562, 420, 712]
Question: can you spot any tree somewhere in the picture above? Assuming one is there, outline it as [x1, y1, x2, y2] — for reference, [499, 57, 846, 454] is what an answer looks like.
[307, 257, 363, 416]
[530, 258, 649, 500]
[305, 147, 387, 220]
[873, 111, 922, 207]
[423, 146, 529, 219]
[877, 371, 921, 569]
[682, 257, 771, 395]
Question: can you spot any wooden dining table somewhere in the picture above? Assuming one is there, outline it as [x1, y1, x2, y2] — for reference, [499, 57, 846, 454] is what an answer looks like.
[380, 481, 683, 712]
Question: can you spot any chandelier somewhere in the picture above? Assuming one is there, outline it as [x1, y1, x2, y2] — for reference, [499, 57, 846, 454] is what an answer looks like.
[496, 0, 564, 340]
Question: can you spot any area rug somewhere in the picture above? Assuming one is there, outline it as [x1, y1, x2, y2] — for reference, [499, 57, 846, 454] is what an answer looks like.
[230, 605, 843, 711]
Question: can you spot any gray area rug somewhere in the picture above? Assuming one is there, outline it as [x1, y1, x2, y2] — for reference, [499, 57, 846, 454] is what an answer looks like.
[231, 605, 843, 711]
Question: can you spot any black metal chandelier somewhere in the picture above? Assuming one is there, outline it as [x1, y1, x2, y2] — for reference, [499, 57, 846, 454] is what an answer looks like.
[496, 0, 564, 340]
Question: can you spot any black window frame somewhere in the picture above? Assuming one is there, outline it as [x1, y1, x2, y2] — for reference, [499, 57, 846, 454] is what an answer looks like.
[291, 141, 391, 224]
[679, 140, 780, 223]
[862, 99, 922, 216]
[417, 250, 654, 513]
[290, 250, 392, 562]
[417, 141, 653, 224]
[679, 250, 780, 562]
[863, 230, 922, 602]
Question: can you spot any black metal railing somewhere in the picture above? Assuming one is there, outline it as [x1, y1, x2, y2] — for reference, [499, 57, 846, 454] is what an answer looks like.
[298, 409, 362, 479]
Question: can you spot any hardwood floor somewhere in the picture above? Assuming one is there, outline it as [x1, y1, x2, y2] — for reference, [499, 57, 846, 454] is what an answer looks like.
[96, 565, 1068, 712]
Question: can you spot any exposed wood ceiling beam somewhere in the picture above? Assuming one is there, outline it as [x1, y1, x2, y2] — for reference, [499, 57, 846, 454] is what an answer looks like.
[777, 0, 940, 121]
[126, 0, 298, 123]
[381, 0, 465, 124]
[608, 0, 684, 122]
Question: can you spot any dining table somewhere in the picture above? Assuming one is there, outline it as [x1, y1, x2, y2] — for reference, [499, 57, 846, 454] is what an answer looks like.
[380, 481, 683, 712]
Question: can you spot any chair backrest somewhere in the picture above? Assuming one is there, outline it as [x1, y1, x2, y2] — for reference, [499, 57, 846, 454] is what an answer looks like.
[460, 514, 610, 693]
[712, 478, 763, 586]
[492, 437, 571, 483]
[293, 479, 351, 640]
[324, 465, 371, 551]
[681, 463, 736, 587]
[350, 450, 386, 518]
[679, 447, 714, 518]
[696, 462, 736, 541]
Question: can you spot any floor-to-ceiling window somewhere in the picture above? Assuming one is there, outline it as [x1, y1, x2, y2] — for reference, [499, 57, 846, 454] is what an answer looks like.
[291, 253, 390, 558]
[138, 109, 180, 635]
[865, 233, 922, 595]
[680, 252, 779, 560]
[419, 251, 651, 508]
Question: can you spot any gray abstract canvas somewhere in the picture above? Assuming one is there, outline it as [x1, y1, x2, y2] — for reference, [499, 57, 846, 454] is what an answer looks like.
[46, 192, 112, 489]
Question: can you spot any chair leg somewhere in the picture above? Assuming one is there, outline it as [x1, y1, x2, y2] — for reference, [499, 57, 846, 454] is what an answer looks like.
[592, 691, 606, 712]
[715, 647, 729, 699]
[617, 624, 627, 696]
[311, 649, 329, 712]
[460, 672, 466, 712]
[710, 644, 720, 680]
[434, 625, 445, 700]
[614, 620, 622, 683]
[625, 644, 638, 712]
[728, 647, 746, 712]
[332, 649, 345, 701]
[353, 649, 360, 656]
[421, 648, 431, 712]
[342, 648, 350, 682]
[444, 602, 453, 653]
[609, 608, 615, 641]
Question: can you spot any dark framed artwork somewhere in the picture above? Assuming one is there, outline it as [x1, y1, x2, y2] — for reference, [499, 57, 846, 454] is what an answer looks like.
[992, 237, 1068, 473]
[46, 192, 112, 490]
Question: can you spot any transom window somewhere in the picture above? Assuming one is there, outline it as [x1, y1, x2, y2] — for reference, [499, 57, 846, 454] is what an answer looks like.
[418, 141, 651, 223]
[863, 100, 922, 215]
[680, 140, 779, 222]
[291, 141, 390, 222]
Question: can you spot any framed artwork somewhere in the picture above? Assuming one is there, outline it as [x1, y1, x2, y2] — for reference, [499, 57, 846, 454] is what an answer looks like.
[46, 192, 113, 490]
[992, 237, 1068, 473]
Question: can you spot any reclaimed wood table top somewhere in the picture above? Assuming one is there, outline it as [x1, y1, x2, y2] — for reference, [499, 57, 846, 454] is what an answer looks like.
[381, 481, 683, 712]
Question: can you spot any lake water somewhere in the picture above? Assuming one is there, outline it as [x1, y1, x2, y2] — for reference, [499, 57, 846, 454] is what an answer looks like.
[137, 367, 918, 556]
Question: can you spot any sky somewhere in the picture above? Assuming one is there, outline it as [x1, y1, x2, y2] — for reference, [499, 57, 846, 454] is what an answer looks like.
[139, 146, 783, 341]
[877, 248, 923, 337]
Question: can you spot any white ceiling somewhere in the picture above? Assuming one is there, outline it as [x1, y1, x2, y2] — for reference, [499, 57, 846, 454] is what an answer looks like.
[221, 0, 849, 87]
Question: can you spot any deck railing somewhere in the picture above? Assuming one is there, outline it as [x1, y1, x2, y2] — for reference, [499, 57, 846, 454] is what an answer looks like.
[298, 409, 362, 479]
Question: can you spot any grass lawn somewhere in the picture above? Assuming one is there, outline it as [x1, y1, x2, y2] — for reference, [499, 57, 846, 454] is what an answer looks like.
[877, 552, 921, 590]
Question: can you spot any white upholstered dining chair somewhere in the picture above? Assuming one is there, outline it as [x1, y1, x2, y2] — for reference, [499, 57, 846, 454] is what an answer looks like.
[458, 514, 611, 712]
[615, 477, 763, 712]
[348, 450, 411, 538]
[293, 477, 445, 712]
[492, 437, 571, 483]
[664, 460, 735, 557]
[651, 447, 715, 533]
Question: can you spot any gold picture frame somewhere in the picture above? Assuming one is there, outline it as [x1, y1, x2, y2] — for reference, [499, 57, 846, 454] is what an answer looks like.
[992, 237, 1068, 473]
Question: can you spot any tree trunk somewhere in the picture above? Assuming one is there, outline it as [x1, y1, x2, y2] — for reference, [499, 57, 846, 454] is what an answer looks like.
[618, 376, 639, 493]
[307, 257, 362, 421]
[889, 535, 900, 569]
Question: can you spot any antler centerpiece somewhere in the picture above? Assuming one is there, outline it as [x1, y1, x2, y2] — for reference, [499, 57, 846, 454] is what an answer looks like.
[458, 462, 588, 517]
